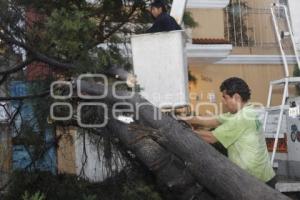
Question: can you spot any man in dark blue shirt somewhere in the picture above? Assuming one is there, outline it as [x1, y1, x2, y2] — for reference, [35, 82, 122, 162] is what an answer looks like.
[147, 0, 182, 33]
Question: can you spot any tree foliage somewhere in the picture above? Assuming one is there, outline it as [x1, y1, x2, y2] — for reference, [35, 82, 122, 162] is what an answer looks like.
[0, 0, 196, 73]
[0, 0, 197, 195]
[4, 170, 164, 200]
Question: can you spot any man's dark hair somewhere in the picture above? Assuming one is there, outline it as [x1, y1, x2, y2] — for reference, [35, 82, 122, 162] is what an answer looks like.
[220, 77, 251, 102]
[151, 0, 167, 12]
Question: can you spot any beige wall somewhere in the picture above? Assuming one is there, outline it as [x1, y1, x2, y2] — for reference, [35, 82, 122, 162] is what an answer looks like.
[188, 0, 275, 40]
[189, 64, 295, 115]
[231, 47, 282, 55]
[188, 6, 280, 55]
[243, 0, 285, 53]
[56, 127, 77, 174]
[189, 8, 225, 39]
[247, 0, 275, 9]
[188, 0, 285, 55]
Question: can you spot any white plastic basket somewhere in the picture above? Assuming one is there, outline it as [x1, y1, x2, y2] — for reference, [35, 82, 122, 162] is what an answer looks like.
[131, 30, 189, 108]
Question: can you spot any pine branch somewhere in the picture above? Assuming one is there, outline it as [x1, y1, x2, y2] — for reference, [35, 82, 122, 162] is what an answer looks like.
[0, 90, 49, 101]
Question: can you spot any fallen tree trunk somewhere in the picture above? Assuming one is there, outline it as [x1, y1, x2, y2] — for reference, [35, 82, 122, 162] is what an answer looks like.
[77, 80, 291, 200]
[106, 119, 215, 200]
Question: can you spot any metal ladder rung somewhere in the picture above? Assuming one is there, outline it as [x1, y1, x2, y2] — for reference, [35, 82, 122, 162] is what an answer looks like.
[265, 105, 289, 112]
[264, 133, 285, 139]
[270, 77, 300, 85]
[276, 182, 300, 193]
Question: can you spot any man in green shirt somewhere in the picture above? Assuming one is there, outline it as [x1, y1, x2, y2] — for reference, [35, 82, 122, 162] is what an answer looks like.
[192, 77, 276, 187]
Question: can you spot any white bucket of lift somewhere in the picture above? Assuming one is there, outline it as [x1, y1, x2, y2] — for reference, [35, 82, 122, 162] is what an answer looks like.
[131, 30, 189, 108]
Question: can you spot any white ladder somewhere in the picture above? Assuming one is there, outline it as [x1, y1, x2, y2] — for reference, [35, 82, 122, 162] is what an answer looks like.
[263, 3, 300, 165]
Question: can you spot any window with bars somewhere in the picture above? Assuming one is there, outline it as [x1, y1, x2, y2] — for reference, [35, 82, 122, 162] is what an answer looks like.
[224, 0, 291, 48]
[225, 0, 253, 47]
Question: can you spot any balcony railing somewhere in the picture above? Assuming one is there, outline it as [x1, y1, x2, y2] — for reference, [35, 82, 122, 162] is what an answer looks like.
[224, 1, 292, 51]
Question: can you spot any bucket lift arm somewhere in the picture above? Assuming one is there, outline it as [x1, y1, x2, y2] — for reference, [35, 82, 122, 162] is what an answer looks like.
[170, 0, 188, 25]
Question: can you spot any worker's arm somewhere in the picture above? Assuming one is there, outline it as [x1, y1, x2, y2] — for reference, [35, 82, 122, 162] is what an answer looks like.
[195, 130, 218, 144]
[184, 116, 221, 129]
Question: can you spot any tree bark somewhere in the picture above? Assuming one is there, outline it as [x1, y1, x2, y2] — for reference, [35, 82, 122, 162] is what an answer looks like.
[107, 119, 215, 200]
[77, 80, 291, 200]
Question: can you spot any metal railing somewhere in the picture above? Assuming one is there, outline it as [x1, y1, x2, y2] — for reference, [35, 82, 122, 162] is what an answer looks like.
[224, 0, 292, 50]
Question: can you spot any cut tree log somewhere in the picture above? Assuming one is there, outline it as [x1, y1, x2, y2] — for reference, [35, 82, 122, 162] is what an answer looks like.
[77, 80, 291, 200]
[106, 119, 215, 200]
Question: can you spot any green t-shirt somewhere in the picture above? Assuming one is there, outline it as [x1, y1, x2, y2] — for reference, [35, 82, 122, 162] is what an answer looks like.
[212, 105, 275, 182]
